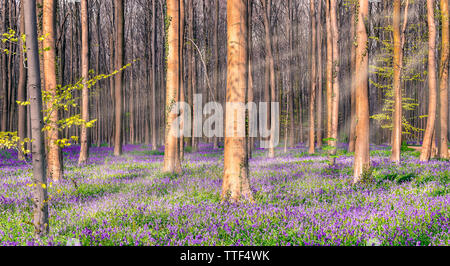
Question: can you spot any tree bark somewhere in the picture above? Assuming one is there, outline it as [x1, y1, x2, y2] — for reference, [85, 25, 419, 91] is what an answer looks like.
[420, 0, 437, 162]
[316, 0, 323, 149]
[43, 0, 63, 181]
[353, 0, 370, 182]
[114, 0, 124, 156]
[24, 0, 49, 236]
[329, 0, 340, 164]
[348, 2, 356, 153]
[163, 0, 182, 174]
[309, 0, 316, 154]
[222, 0, 253, 203]
[78, 0, 90, 164]
[439, 0, 449, 159]
[18, 1, 27, 160]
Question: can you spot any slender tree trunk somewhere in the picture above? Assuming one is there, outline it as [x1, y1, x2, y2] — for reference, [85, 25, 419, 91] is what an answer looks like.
[222, 0, 253, 203]
[348, 3, 356, 153]
[151, 0, 158, 151]
[439, 0, 449, 159]
[43, 0, 62, 181]
[287, 0, 295, 148]
[78, 0, 90, 164]
[316, 0, 323, 149]
[24, 0, 49, 236]
[163, 0, 182, 174]
[213, 0, 220, 150]
[309, 0, 316, 154]
[329, 0, 340, 164]
[247, 0, 254, 157]
[114, 0, 124, 156]
[179, 0, 185, 161]
[18, 1, 27, 160]
[262, 0, 276, 158]
[421, 0, 438, 162]
[390, 0, 402, 163]
[353, 0, 370, 182]
[325, 0, 332, 144]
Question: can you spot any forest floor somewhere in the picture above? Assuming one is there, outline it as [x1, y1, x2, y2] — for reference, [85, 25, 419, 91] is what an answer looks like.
[1, 142, 450, 246]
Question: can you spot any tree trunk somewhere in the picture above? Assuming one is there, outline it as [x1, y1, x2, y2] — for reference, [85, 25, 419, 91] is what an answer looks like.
[163, 0, 182, 174]
[348, 3, 356, 153]
[353, 0, 370, 182]
[325, 0, 332, 144]
[78, 0, 90, 164]
[18, 1, 27, 160]
[114, 0, 124, 156]
[247, 0, 254, 157]
[24, 0, 49, 236]
[309, 0, 316, 154]
[213, 0, 220, 150]
[439, 0, 449, 159]
[329, 0, 340, 164]
[316, 0, 323, 149]
[222, 0, 253, 203]
[420, 0, 437, 162]
[262, 0, 276, 158]
[43, 0, 63, 181]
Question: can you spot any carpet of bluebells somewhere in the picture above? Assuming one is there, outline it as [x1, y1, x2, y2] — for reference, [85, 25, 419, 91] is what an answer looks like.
[1, 142, 450, 246]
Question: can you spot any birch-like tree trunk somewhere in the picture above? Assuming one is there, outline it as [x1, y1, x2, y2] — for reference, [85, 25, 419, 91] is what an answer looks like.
[24, 0, 49, 236]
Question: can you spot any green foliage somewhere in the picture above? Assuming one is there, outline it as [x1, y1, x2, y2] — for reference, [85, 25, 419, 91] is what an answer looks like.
[1, 28, 133, 156]
[369, 19, 425, 138]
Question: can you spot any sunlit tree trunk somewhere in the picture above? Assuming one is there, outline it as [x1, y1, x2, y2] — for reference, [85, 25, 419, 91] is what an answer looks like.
[309, 0, 316, 154]
[24, 0, 49, 236]
[78, 0, 90, 165]
[329, 0, 340, 164]
[222, 0, 253, 203]
[439, 0, 449, 159]
[163, 0, 182, 174]
[390, 0, 402, 163]
[114, 0, 124, 156]
[353, 0, 370, 182]
[43, 0, 62, 181]
[420, 0, 437, 162]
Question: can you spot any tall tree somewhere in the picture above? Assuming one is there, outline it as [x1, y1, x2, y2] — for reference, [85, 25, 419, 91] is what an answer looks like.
[420, 0, 438, 162]
[43, 0, 63, 181]
[353, 0, 370, 182]
[439, 0, 449, 159]
[390, 0, 409, 163]
[247, 0, 255, 156]
[222, 0, 253, 203]
[151, 0, 158, 151]
[114, 0, 124, 156]
[262, 0, 276, 158]
[391, 0, 402, 163]
[163, 0, 182, 174]
[325, 0, 332, 144]
[348, 1, 356, 153]
[78, 0, 90, 164]
[18, 1, 27, 160]
[309, 0, 316, 154]
[329, 0, 340, 164]
[316, 0, 323, 149]
[24, 0, 49, 236]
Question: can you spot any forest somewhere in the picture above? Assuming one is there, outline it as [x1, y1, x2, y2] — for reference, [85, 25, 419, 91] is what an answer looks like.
[0, 0, 450, 248]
